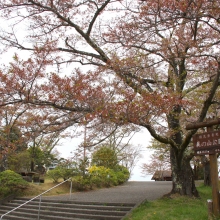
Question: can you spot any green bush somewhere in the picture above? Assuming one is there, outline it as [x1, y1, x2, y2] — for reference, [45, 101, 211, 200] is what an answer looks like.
[59, 167, 76, 181]
[70, 165, 130, 191]
[72, 175, 90, 191]
[92, 146, 118, 169]
[47, 166, 77, 183]
[0, 170, 29, 198]
[88, 165, 129, 187]
[47, 168, 62, 183]
[115, 171, 128, 184]
[114, 165, 130, 184]
[89, 175, 102, 188]
[89, 165, 109, 187]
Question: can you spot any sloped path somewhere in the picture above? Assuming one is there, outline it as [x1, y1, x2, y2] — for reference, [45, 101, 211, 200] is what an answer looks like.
[43, 181, 172, 204]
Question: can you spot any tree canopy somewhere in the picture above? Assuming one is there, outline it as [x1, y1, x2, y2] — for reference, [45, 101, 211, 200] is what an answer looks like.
[141, 139, 171, 176]
[92, 146, 118, 169]
[0, 0, 219, 196]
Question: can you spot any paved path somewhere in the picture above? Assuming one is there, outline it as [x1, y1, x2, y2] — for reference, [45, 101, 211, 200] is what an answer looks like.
[43, 181, 172, 204]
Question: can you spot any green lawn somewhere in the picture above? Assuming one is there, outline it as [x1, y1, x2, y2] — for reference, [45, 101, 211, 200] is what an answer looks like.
[124, 184, 219, 220]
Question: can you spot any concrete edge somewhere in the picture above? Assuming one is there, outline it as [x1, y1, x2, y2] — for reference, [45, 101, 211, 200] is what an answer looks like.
[121, 198, 148, 220]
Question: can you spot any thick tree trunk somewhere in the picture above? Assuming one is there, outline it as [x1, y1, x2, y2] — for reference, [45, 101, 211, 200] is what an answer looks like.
[170, 147, 199, 197]
[166, 104, 198, 197]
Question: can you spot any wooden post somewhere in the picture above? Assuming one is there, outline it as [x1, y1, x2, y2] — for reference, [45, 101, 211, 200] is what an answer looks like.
[209, 153, 220, 216]
[207, 199, 213, 218]
[207, 125, 219, 217]
[186, 119, 220, 217]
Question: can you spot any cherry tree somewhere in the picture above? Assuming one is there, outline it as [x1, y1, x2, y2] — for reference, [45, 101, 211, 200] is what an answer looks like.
[141, 139, 171, 176]
[0, 0, 219, 197]
[0, 104, 29, 171]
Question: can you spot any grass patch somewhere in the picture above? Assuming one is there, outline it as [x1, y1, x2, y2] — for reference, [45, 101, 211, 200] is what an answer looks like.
[20, 177, 72, 197]
[124, 184, 219, 220]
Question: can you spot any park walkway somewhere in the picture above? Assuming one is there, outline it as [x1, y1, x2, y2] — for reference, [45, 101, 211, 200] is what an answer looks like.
[43, 181, 172, 204]
[0, 181, 172, 220]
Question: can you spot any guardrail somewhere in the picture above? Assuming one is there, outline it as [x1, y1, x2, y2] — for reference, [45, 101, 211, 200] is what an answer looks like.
[0, 178, 72, 220]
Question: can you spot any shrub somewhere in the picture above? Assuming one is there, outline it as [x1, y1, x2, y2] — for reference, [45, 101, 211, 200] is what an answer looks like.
[115, 171, 128, 184]
[47, 165, 77, 183]
[0, 170, 29, 198]
[89, 165, 120, 187]
[72, 175, 90, 191]
[91, 146, 118, 169]
[114, 165, 130, 184]
[59, 167, 76, 181]
[47, 167, 62, 183]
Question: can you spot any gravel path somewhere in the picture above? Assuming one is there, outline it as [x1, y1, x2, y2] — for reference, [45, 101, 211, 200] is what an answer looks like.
[42, 181, 172, 204]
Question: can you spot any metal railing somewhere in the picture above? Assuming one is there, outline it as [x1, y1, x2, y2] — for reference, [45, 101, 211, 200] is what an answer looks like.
[0, 178, 72, 220]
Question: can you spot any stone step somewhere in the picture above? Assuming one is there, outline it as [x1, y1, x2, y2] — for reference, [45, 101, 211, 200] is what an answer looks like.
[12, 198, 134, 210]
[0, 210, 122, 220]
[0, 205, 127, 217]
[0, 212, 88, 220]
[15, 197, 135, 207]
[0, 197, 135, 220]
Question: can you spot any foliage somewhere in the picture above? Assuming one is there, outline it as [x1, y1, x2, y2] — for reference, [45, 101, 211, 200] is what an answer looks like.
[89, 165, 115, 187]
[62, 151, 129, 189]
[141, 139, 171, 176]
[0, 170, 29, 198]
[70, 164, 129, 190]
[77, 157, 90, 177]
[92, 146, 118, 169]
[71, 175, 91, 191]
[47, 168, 62, 183]
[28, 144, 60, 173]
[95, 125, 142, 175]
[28, 146, 45, 165]
[0, 0, 219, 197]
[7, 151, 31, 173]
[27, 131, 63, 171]
[47, 167, 72, 183]
[114, 165, 130, 184]
[47, 159, 78, 182]
[88, 165, 129, 187]
[117, 143, 142, 176]
[0, 126, 27, 152]
[28, 146, 46, 172]
[0, 124, 28, 171]
[58, 160, 78, 180]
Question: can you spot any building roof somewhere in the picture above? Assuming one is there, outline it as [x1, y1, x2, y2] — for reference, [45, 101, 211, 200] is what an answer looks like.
[151, 170, 172, 180]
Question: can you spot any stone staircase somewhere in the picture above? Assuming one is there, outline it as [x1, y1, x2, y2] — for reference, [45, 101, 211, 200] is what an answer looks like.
[0, 197, 136, 220]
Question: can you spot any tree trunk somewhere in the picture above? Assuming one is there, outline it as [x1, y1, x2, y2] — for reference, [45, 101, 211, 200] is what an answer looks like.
[170, 147, 199, 197]
[203, 161, 211, 186]
[201, 156, 211, 186]
[31, 160, 35, 172]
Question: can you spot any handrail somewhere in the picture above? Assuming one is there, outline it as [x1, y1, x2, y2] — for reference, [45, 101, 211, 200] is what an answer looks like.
[0, 177, 72, 220]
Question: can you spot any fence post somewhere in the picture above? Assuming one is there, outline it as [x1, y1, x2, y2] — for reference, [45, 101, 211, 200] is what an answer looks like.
[38, 195, 42, 220]
[69, 179, 72, 199]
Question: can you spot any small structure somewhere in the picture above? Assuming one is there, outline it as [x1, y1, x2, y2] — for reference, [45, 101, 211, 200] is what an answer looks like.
[18, 171, 38, 182]
[18, 166, 45, 183]
[151, 170, 172, 181]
